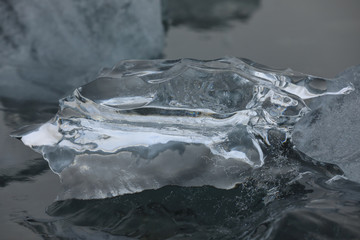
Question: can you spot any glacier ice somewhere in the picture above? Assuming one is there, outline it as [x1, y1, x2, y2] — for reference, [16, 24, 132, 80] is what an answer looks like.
[15, 57, 353, 199]
[162, 0, 260, 29]
[0, 0, 164, 102]
[293, 65, 360, 182]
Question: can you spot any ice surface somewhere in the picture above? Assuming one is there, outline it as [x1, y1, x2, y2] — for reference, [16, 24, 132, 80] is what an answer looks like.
[0, 0, 164, 102]
[16, 57, 353, 199]
[293, 65, 360, 182]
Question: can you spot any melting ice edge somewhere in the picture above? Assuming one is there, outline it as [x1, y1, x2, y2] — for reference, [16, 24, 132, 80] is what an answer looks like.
[16, 57, 353, 199]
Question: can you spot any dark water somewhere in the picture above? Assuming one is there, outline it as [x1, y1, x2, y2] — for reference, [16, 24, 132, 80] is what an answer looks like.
[1, 1, 360, 239]
[18, 147, 360, 239]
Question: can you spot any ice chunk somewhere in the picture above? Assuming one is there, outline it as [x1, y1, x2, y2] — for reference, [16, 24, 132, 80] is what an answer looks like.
[162, 0, 260, 29]
[0, 0, 164, 102]
[293, 65, 360, 182]
[16, 57, 353, 199]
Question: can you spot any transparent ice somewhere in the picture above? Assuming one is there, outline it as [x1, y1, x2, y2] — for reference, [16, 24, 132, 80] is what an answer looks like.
[16, 57, 353, 199]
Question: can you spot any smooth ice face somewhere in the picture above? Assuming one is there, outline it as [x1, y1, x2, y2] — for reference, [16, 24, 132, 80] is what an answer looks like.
[16, 57, 353, 199]
[293, 65, 360, 182]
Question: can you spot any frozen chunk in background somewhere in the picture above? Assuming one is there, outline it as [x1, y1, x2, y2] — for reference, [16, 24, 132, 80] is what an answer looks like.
[293, 65, 360, 182]
[162, 0, 260, 29]
[0, 0, 164, 102]
[15, 57, 353, 199]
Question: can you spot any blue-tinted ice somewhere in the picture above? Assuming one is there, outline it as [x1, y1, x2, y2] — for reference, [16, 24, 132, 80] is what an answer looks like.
[16, 57, 353, 199]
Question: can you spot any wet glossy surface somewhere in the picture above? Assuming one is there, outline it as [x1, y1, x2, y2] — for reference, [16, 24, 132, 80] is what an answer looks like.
[1, 0, 360, 239]
[17, 57, 352, 200]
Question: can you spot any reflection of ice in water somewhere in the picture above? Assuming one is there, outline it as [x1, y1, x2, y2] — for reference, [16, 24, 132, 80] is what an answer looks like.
[17, 57, 353, 199]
